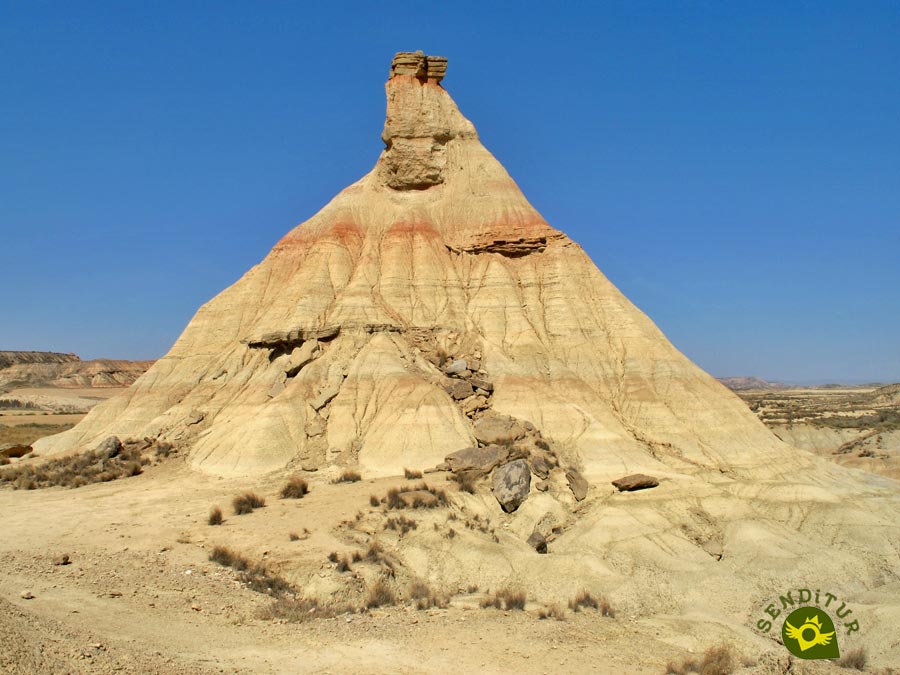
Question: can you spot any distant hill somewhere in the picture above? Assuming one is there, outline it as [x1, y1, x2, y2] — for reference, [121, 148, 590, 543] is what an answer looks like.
[717, 376, 786, 391]
[0, 351, 153, 391]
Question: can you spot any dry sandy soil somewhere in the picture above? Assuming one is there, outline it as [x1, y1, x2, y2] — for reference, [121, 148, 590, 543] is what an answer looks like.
[0, 455, 891, 675]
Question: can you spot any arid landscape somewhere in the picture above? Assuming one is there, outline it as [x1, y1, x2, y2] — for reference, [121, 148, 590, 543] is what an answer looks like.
[2, 47, 899, 675]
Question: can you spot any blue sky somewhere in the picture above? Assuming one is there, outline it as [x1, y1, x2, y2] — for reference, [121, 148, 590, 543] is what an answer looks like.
[1, 1, 897, 383]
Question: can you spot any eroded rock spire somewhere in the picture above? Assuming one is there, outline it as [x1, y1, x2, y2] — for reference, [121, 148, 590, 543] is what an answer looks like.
[379, 51, 475, 190]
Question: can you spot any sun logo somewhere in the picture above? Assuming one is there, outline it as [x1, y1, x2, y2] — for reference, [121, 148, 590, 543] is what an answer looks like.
[781, 607, 840, 659]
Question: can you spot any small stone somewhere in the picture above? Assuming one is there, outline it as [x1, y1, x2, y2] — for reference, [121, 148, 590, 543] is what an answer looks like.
[468, 376, 493, 392]
[191, 603, 202, 612]
[20, 590, 35, 600]
[52, 553, 71, 566]
[611, 474, 659, 492]
[566, 469, 588, 501]
[534, 479, 550, 492]
[526, 531, 548, 554]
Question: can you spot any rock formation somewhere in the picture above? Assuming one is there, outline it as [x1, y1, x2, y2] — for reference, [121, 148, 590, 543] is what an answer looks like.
[36, 53, 805, 487]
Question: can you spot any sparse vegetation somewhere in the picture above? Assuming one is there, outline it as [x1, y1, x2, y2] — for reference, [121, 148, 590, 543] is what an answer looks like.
[837, 647, 867, 670]
[208, 545, 292, 597]
[280, 475, 309, 499]
[259, 596, 357, 623]
[334, 470, 362, 483]
[665, 644, 735, 675]
[481, 587, 527, 611]
[403, 467, 423, 479]
[288, 532, 300, 541]
[208, 506, 223, 526]
[370, 494, 380, 507]
[384, 482, 449, 510]
[385, 515, 418, 535]
[569, 590, 611, 614]
[232, 492, 265, 515]
[0, 441, 147, 489]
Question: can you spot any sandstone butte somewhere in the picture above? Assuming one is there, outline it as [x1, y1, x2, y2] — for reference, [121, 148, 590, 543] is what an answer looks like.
[29, 52, 900, 663]
[35, 51, 798, 481]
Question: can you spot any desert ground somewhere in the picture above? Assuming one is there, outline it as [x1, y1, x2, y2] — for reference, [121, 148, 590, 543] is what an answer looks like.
[1, 450, 892, 675]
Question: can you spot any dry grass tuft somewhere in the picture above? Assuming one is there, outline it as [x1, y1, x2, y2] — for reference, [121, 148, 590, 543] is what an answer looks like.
[665, 644, 735, 675]
[364, 578, 396, 609]
[837, 647, 867, 671]
[537, 603, 567, 621]
[288, 532, 300, 541]
[385, 515, 418, 535]
[280, 475, 309, 499]
[481, 587, 527, 611]
[208, 506, 223, 526]
[232, 492, 266, 515]
[403, 467, 423, 479]
[409, 580, 447, 610]
[450, 470, 477, 494]
[569, 589, 612, 615]
[334, 470, 361, 483]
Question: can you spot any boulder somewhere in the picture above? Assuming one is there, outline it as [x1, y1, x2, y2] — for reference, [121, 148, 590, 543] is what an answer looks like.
[473, 413, 526, 446]
[566, 469, 588, 501]
[461, 395, 489, 416]
[96, 436, 123, 459]
[445, 445, 509, 474]
[443, 379, 474, 400]
[492, 459, 531, 513]
[611, 474, 659, 492]
[311, 383, 340, 410]
[468, 376, 493, 392]
[443, 359, 468, 376]
[527, 531, 548, 554]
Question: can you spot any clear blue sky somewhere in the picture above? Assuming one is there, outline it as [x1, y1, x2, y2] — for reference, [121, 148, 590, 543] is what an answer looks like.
[1, 1, 898, 383]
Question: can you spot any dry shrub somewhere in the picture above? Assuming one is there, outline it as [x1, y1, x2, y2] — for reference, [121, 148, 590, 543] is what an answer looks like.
[482, 587, 527, 611]
[288, 532, 300, 541]
[666, 644, 735, 675]
[327, 551, 339, 563]
[369, 494, 380, 507]
[404, 468, 423, 479]
[208, 545, 292, 597]
[837, 647, 867, 671]
[600, 596, 615, 617]
[385, 515, 417, 535]
[280, 475, 308, 499]
[334, 470, 361, 483]
[232, 492, 265, 515]
[208, 506, 223, 526]
[365, 578, 396, 609]
[538, 603, 567, 621]
[569, 590, 599, 612]
[409, 580, 447, 610]
[336, 557, 351, 573]
[450, 470, 477, 494]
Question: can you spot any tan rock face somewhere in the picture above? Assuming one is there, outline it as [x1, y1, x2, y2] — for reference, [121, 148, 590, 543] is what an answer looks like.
[35, 53, 798, 482]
